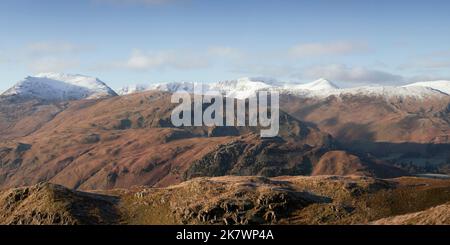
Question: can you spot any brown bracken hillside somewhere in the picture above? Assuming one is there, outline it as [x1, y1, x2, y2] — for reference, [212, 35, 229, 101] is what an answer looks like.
[2, 176, 450, 225]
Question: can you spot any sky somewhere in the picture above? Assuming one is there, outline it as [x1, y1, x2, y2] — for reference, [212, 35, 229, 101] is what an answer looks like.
[1, 0, 450, 91]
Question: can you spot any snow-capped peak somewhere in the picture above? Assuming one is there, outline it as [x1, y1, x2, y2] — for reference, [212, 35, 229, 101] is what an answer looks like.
[402, 80, 450, 95]
[2, 73, 117, 101]
[205, 77, 278, 99]
[211, 77, 275, 91]
[153, 81, 201, 93]
[285, 78, 339, 91]
[117, 84, 150, 95]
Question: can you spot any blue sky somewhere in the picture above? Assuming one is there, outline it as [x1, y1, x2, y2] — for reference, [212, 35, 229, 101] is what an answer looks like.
[1, 0, 450, 91]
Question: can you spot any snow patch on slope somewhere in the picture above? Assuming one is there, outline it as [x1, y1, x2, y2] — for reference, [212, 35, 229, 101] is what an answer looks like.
[319, 86, 446, 99]
[403, 80, 450, 95]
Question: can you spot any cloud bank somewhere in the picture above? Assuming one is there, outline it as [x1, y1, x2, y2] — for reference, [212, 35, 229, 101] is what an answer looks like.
[289, 41, 368, 58]
[301, 64, 404, 85]
[5, 39, 448, 86]
[26, 42, 91, 56]
[124, 49, 209, 70]
[23, 41, 91, 73]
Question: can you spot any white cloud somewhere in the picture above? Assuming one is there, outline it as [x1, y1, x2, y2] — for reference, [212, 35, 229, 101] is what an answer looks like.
[301, 64, 404, 85]
[26, 41, 92, 56]
[408, 74, 450, 82]
[420, 60, 450, 69]
[400, 60, 450, 70]
[20, 41, 91, 73]
[231, 63, 295, 78]
[289, 41, 368, 58]
[423, 50, 450, 58]
[27, 57, 79, 73]
[125, 50, 172, 70]
[0, 51, 16, 64]
[398, 50, 450, 71]
[207, 46, 243, 59]
[94, 46, 248, 72]
[117, 49, 209, 71]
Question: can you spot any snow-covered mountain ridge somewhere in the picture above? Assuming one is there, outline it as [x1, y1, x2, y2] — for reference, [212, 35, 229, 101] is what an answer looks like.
[3, 73, 449, 101]
[1, 73, 117, 101]
[120, 77, 450, 100]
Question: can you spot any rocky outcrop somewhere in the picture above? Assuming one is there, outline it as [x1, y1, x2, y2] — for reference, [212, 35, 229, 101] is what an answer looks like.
[0, 183, 119, 225]
[183, 136, 325, 179]
[175, 185, 328, 225]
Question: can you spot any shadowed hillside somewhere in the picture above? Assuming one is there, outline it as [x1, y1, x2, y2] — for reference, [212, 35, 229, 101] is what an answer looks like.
[1, 91, 403, 190]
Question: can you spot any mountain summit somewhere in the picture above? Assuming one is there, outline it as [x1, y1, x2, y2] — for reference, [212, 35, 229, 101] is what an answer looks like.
[287, 78, 339, 91]
[117, 84, 150, 95]
[1, 73, 117, 101]
[403, 80, 450, 95]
